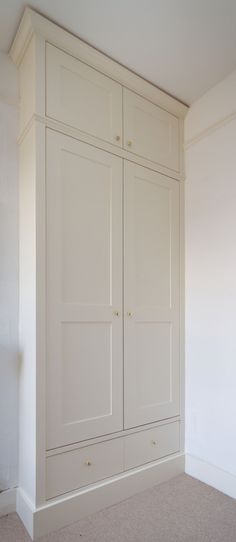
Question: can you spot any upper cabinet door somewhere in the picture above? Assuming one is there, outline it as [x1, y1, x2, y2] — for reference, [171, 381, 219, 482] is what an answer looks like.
[123, 89, 180, 173]
[46, 130, 123, 449]
[46, 44, 122, 147]
[124, 161, 180, 429]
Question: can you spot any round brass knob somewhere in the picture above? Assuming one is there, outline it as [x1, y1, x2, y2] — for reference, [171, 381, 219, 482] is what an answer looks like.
[113, 311, 119, 317]
[127, 140, 132, 147]
[127, 311, 133, 317]
[151, 440, 158, 446]
[85, 460, 92, 466]
[115, 135, 121, 141]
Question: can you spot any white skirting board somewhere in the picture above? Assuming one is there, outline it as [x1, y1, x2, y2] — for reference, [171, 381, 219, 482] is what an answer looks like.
[185, 454, 236, 500]
[17, 453, 184, 540]
[0, 488, 16, 517]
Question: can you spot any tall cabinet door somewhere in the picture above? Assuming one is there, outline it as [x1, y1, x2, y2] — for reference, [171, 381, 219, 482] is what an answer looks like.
[124, 161, 180, 429]
[46, 130, 123, 449]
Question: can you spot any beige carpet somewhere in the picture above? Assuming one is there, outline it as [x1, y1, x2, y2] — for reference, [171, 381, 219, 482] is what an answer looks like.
[1, 474, 236, 541]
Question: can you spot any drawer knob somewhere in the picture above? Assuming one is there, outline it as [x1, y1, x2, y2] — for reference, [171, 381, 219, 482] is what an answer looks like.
[113, 311, 119, 317]
[151, 440, 158, 446]
[127, 140, 132, 147]
[115, 135, 121, 142]
[85, 460, 92, 466]
[127, 311, 133, 317]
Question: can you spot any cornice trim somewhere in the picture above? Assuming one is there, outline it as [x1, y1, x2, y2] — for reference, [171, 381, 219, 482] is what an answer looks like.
[9, 8, 34, 66]
[9, 7, 188, 119]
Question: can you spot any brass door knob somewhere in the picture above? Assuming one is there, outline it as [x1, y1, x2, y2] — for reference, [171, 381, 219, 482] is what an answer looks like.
[127, 140, 132, 147]
[85, 460, 92, 466]
[127, 311, 133, 317]
[113, 311, 119, 317]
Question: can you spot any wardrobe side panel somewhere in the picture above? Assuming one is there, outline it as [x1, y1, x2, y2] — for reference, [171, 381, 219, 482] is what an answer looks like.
[18, 124, 37, 502]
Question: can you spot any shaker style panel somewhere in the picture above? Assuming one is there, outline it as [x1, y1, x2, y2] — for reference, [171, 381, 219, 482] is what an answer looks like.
[46, 438, 124, 499]
[124, 422, 180, 470]
[12, 7, 186, 532]
[46, 43, 123, 147]
[123, 88, 180, 172]
[124, 161, 180, 429]
[46, 129, 123, 449]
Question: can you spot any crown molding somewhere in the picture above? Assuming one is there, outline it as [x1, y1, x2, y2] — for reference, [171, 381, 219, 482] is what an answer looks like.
[9, 8, 188, 119]
[9, 8, 35, 66]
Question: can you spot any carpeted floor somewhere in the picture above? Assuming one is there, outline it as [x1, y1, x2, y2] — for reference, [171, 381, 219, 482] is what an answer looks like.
[1, 474, 236, 541]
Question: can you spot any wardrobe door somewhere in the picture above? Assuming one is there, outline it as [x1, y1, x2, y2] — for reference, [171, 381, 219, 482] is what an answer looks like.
[123, 88, 179, 172]
[124, 161, 180, 429]
[46, 130, 123, 449]
[46, 44, 122, 147]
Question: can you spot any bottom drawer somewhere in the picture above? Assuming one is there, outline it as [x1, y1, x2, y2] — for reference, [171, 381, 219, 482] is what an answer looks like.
[46, 421, 180, 499]
[124, 421, 180, 470]
[46, 438, 124, 499]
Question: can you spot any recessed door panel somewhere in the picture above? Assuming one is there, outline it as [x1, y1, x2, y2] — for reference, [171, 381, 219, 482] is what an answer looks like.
[46, 130, 123, 449]
[135, 322, 172, 408]
[61, 323, 112, 424]
[123, 88, 179, 172]
[46, 44, 122, 148]
[60, 147, 112, 305]
[124, 161, 180, 428]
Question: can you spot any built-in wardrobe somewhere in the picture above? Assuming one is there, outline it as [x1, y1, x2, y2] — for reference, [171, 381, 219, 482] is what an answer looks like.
[11, 8, 187, 539]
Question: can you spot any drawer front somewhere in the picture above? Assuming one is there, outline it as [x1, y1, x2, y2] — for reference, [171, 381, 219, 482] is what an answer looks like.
[46, 439, 124, 499]
[123, 88, 179, 172]
[124, 422, 180, 470]
[46, 44, 123, 148]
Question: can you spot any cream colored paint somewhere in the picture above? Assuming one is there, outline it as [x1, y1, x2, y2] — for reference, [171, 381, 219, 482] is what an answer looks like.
[46, 44, 123, 148]
[46, 131, 123, 448]
[124, 162, 180, 428]
[123, 88, 179, 171]
[185, 72, 236, 479]
[4, 10, 185, 534]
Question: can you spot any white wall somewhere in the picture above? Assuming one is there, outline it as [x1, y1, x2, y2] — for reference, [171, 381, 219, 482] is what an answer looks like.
[185, 70, 236, 494]
[0, 52, 19, 492]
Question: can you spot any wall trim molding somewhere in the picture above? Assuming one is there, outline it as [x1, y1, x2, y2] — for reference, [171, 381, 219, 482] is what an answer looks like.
[185, 110, 236, 150]
[185, 454, 236, 500]
[17, 453, 184, 539]
[0, 488, 17, 517]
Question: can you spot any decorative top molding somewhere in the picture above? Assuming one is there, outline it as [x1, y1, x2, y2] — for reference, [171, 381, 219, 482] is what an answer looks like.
[9, 8, 188, 119]
[9, 8, 35, 66]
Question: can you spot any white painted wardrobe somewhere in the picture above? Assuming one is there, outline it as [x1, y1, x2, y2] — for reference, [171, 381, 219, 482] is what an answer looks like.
[11, 8, 187, 539]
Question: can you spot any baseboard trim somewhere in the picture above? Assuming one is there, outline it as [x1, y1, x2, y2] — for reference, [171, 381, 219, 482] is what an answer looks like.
[0, 488, 17, 517]
[185, 453, 236, 500]
[17, 452, 184, 540]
